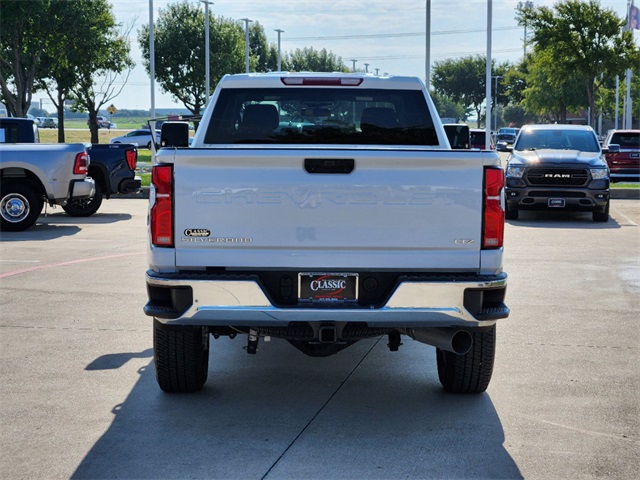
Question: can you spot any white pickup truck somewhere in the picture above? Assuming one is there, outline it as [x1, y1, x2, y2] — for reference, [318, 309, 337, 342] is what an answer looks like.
[144, 73, 509, 394]
[0, 118, 95, 231]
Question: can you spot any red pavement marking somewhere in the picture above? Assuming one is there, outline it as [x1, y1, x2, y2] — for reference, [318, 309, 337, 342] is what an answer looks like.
[0, 252, 145, 279]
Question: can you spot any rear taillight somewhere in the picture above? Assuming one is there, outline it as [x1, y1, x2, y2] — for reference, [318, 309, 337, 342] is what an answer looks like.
[73, 152, 89, 175]
[125, 148, 137, 171]
[482, 167, 505, 249]
[151, 165, 173, 247]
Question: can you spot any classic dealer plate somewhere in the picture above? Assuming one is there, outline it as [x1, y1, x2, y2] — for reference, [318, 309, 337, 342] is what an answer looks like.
[298, 273, 359, 303]
[548, 198, 566, 208]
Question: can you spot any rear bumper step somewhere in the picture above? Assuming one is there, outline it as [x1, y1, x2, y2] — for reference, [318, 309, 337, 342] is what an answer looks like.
[144, 270, 508, 328]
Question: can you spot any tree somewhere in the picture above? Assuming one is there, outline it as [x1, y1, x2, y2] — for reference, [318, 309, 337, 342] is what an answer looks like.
[521, 48, 587, 123]
[518, 0, 639, 127]
[432, 56, 509, 127]
[138, 2, 245, 116]
[286, 47, 349, 72]
[430, 91, 469, 123]
[36, 0, 131, 142]
[0, 0, 53, 117]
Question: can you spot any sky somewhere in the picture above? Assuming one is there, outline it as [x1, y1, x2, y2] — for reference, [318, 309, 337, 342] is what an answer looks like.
[95, 0, 636, 111]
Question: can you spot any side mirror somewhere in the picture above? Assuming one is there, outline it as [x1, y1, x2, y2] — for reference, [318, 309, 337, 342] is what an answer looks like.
[161, 121, 190, 148]
[602, 144, 620, 154]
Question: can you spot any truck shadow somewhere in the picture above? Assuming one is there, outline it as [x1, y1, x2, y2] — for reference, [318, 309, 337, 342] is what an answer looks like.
[39, 211, 133, 225]
[506, 210, 621, 229]
[0, 223, 81, 241]
[73, 338, 522, 479]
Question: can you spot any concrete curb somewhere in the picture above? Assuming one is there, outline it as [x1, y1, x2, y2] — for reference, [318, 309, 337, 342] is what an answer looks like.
[611, 188, 640, 199]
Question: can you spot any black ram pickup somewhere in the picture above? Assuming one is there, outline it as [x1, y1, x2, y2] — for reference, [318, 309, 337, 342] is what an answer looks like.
[504, 124, 610, 222]
[63, 143, 141, 216]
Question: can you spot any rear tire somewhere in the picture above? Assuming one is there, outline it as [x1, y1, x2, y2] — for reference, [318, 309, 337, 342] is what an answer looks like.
[593, 199, 609, 222]
[0, 181, 43, 231]
[62, 182, 103, 217]
[436, 325, 496, 394]
[153, 319, 209, 393]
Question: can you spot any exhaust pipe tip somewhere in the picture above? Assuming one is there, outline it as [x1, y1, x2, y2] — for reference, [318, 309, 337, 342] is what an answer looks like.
[405, 328, 473, 355]
[450, 330, 473, 355]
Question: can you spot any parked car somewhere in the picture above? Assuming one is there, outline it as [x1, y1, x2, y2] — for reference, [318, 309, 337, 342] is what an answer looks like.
[35, 117, 46, 127]
[496, 128, 520, 151]
[601, 129, 639, 182]
[42, 117, 58, 129]
[87, 115, 113, 129]
[109, 129, 161, 149]
[504, 124, 609, 222]
[470, 128, 496, 149]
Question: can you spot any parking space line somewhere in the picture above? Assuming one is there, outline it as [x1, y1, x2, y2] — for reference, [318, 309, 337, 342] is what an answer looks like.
[0, 252, 144, 279]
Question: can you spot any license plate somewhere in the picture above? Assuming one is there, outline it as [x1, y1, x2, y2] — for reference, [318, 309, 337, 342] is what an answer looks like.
[298, 273, 358, 303]
[548, 198, 566, 208]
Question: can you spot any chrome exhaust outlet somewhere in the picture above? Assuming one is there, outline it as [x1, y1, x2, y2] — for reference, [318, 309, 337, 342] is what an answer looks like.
[405, 328, 473, 355]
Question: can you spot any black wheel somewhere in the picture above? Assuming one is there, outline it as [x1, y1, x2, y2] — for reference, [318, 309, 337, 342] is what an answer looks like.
[0, 181, 44, 232]
[593, 200, 609, 222]
[146, 141, 153, 149]
[153, 319, 209, 393]
[505, 202, 518, 220]
[62, 182, 103, 217]
[436, 325, 496, 394]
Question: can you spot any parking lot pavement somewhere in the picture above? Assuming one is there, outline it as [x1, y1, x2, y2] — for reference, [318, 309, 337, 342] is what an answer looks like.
[1, 198, 638, 479]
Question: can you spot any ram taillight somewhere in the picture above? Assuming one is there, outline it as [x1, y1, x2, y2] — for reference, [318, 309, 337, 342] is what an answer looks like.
[73, 152, 89, 175]
[151, 165, 174, 247]
[125, 148, 137, 171]
[482, 167, 505, 249]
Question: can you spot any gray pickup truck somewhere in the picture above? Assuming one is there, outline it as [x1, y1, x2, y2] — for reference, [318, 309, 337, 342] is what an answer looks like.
[0, 118, 95, 231]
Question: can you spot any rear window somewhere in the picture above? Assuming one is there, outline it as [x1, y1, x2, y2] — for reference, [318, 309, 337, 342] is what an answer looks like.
[204, 88, 437, 145]
[470, 131, 485, 144]
[610, 132, 640, 149]
[515, 129, 599, 152]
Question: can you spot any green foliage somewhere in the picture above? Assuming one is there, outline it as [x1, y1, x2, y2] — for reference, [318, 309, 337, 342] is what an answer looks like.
[0, 0, 53, 117]
[430, 91, 469, 122]
[138, 2, 244, 115]
[517, 0, 639, 126]
[522, 49, 587, 122]
[432, 56, 509, 127]
[38, 0, 132, 142]
[286, 47, 349, 72]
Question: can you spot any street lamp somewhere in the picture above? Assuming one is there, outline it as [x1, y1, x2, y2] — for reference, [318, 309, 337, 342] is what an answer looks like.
[274, 29, 284, 71]
[492, 75, 502, 131]
[517, 1, 534, 58]
[200, 1, 214, 105]
[350, 59, 357, 72]
[364, 63, 369, 73]
[241, 18, 253, 73]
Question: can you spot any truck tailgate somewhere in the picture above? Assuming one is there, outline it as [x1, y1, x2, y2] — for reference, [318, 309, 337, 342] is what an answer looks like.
[169, 148, 486, 271]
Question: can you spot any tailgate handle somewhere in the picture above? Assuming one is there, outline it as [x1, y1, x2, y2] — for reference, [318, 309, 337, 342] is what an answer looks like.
[304, 158, 354, 174]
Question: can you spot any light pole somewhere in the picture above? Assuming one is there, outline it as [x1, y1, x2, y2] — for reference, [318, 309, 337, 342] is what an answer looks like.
[274, 29, 284, 71]
[517, 1, 534, 58]
[425, 0, 431, 91]
[492, 75, 502, 131]
[350, 59, 357, 72]
[364, 63, 369, 73]
[241, 18, 252, 73]
[149, 0, 155, 121]
[200, 1, 214, 105]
